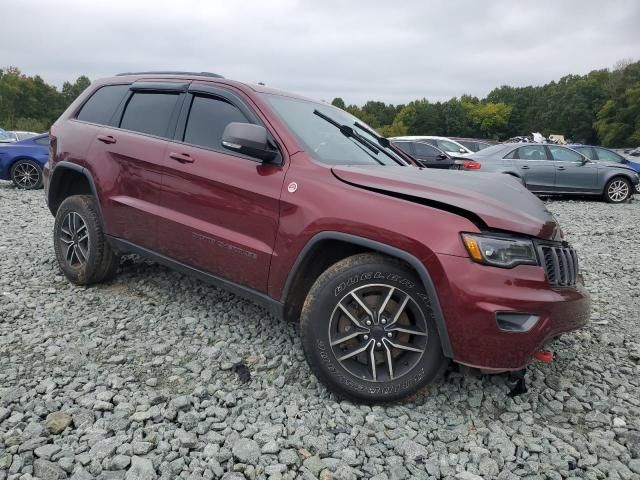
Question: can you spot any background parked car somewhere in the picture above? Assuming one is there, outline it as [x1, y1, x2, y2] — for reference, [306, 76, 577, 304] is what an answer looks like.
[569, 144, 640, 173]
[450, 137, 496, 152]
[390, 139, 456, 169]
[391, 136, 473, 156]
[0, 133, 49, 189]
[465, 143, 640, 203]
[629, 147, 640, 157]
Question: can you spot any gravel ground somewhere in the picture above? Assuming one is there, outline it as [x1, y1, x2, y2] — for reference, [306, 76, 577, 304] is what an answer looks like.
[1, 182, 639, 480]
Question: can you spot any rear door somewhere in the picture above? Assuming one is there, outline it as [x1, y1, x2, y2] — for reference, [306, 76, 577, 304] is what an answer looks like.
[412, 142, 452, 169]
[549, 145, 598, 192]
[511, 145, 556, 191]
[88, 81, 187, 251]
[157, 84, 286, 292]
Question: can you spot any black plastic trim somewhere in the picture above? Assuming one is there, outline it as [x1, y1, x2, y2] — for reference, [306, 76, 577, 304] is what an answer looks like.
[107, 237, 284, 319]
[281, 231, 454, 357]
[117, 71, 223, 78]
[47, 161, 101, 216]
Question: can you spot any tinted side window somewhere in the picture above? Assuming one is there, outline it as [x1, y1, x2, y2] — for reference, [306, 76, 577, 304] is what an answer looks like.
[517, 145, 548, 160]
[549, 146, 582, 162]
[595, 147, 624, 163]
[574, 146, 595, 159]
[76, 85, 130, 126]
[393, 142, 414, 155]
[120, 92, 180, 137]
[34, 136, 49, 146]
[183, 95, 248, 150]
[414, 142, 440, 157]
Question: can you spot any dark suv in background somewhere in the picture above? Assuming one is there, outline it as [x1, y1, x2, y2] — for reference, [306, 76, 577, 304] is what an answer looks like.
[45, 72, 589, 402]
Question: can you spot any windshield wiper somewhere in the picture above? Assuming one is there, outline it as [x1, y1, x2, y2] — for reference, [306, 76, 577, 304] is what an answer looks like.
[313, 109, 381, 156]
[354, 122, 391, 148]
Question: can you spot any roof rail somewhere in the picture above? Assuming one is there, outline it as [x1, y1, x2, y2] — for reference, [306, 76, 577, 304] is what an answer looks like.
[115, 71, 223, 78]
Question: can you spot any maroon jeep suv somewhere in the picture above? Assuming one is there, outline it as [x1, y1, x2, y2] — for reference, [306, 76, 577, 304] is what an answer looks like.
[44, 71, 589, 402]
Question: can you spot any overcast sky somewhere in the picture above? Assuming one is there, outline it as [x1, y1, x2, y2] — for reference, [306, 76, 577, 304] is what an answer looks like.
[3, 0, 639, 105]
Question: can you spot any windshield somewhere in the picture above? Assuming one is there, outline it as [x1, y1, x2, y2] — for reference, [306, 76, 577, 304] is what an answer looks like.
[0, 131, 14, 142]
[437, 139, 467, 153]
[472, 144, 508, 157]
[264, 94, 405, 166]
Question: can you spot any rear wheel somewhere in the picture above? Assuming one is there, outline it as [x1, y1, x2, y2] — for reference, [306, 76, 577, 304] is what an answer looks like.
[604, 177, 631, 203]
[53, 195, 119, 285]
[11, 159, 43, 189]
[300, 253, 446, 403]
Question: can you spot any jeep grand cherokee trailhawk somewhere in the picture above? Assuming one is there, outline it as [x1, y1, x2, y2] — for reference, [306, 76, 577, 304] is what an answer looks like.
[44, 71, 589, 402]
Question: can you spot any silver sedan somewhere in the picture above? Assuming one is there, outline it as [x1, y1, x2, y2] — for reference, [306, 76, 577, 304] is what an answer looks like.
[463, 143, 640, 203]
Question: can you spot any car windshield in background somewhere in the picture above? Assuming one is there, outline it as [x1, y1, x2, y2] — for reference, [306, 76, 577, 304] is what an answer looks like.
[264, 95, 404, 166]
[0, 131, 14, 142]
[471, 144, 508, 157]
[438, 139, 465, 152]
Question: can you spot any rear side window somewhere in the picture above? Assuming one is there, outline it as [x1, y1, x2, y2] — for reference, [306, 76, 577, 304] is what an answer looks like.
[549, 146, 582, 162]
[76, 84, 130, 126]
[393, 142, 414, 155]
[517, 145, 548, 160]
[120, 92, 180, 137]
[183, 95, 247, 150]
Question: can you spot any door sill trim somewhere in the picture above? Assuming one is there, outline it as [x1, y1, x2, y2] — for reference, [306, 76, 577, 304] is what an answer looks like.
[106, 236, 284, 319]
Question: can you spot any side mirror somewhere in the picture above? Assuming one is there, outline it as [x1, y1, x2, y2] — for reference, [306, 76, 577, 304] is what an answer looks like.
[581, 158, 590, 165]
[221, 122, 277, 162]
[436, 154, 447, 160]
[459, 148, 466, 153]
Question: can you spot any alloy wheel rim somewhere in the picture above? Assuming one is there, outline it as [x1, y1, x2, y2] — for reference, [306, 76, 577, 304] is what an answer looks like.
[328, 284, 428, 383]
[13, 163, 40, 188]
[59, 212, 90, 267]
[608, 180, 629, 202]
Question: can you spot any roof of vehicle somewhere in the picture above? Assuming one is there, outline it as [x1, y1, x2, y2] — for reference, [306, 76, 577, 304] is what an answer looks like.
[104, 72, 317, 103]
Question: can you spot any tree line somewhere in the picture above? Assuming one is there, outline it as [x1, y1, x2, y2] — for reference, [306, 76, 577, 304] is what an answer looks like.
[1, 61, 639, 147]
[333, 60, 640, 147]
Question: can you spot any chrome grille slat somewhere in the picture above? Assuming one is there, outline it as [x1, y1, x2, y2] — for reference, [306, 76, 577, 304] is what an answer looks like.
[538, 244, 578, 287]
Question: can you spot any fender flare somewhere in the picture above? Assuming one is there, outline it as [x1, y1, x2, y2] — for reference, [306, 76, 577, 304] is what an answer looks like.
[281, 231, 453, 358]
[47, 161, 102, 216]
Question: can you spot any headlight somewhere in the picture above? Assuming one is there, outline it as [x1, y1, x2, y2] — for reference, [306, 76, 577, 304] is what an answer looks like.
[461, 233, 538, 268]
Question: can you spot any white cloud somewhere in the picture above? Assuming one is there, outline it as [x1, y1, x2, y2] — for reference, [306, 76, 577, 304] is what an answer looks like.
[2, 0, 638, 105]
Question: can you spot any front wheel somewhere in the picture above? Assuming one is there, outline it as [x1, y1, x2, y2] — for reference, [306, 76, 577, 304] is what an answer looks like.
[11, 159, 43, 189]
[604, 177, 632, 203]
[300, 253, 446, 403]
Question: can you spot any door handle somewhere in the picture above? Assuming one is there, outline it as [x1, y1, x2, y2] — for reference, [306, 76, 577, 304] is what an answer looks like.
[557, 166, 566, 171]
[97, 135, 116, 144]
[521, 165, 530, 170]
[169, 152, 194, 163]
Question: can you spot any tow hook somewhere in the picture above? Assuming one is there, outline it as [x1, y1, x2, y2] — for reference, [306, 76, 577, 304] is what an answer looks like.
[534, 350, 554, 363]
[507, 369, 528, 397]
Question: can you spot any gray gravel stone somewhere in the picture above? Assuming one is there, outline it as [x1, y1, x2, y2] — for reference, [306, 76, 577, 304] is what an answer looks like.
[1, 185, 639, 480]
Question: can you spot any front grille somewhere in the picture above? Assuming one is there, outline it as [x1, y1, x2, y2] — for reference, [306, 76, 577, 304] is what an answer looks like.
[539, 244, 579, 287]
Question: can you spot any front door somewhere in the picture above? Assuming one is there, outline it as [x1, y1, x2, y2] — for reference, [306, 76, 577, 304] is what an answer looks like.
[157, 87, 287, 292]
[548, 145, 598, 193]
[513, 145, 556, 192]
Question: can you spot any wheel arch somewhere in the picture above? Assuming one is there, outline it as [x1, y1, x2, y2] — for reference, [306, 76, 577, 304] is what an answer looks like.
[47, 161, 100, 216]
[280, 231, 453, 358]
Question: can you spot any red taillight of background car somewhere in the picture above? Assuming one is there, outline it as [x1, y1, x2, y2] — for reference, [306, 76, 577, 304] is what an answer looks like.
[462, 161, 481, 170]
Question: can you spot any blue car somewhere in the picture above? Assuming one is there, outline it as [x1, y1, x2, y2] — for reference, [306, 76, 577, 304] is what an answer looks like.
[569, 144, 640, 173]
[0, 133, 49, 189]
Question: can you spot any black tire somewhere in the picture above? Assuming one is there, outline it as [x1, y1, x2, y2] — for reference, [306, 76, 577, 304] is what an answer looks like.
[53, 195, 119, 285]
[300, 253, 447, 403]
[603, 177, 632, 203]
[10, 159, 43, 189]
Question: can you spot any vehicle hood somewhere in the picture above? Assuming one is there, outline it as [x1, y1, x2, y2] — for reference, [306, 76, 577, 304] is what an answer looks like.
[331, 165, 560, 239]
